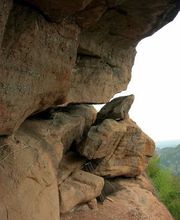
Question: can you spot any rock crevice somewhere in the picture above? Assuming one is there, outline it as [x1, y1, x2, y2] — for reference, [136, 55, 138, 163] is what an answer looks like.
[0, 1, 179, 219]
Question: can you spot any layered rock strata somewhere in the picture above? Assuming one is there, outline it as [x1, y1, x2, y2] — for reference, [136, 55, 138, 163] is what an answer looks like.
[0, 0, 179, 220]
[0, 0, 179, 135]
[0, 101, 169, 220]
[78, 118, 155, 177]
[61, 175, 174, 220]
[0, 105, 95, 219]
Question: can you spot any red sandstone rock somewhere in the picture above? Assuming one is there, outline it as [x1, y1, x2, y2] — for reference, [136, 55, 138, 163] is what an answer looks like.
[0, 2, 179, 219]
[0, 130, 60, 220]
[59, 170, 104, 214]
[78, 119, 155, 177]
[0, 0, 179, 135]
[0, 2, 79, 135]
[0, 104, 95, 220]
[61, 175, 174, 220]
[58, 152, 85, 185]
[95, 94, 134, 124]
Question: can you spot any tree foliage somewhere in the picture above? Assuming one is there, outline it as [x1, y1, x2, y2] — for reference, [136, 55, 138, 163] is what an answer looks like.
[146, 155, 180, 220]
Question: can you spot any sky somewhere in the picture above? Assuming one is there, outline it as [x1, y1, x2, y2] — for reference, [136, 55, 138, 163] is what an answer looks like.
[96, 12, 180, 142]
[121, 12, 180, 142]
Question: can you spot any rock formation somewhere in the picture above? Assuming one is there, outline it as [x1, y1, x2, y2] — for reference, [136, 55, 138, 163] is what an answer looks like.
[0, 0, 179, 220]
[78, 118, 155, 177]
[61, 175, 174, 220]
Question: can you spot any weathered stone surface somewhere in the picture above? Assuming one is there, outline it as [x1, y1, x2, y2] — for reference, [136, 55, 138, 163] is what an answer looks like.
[0, 0, 179, 135]
[61, 175, 173, 220]
[0, 129, 60, 220]
[25, 0, 93, 22]
[67, 0, 179, 103]
[94, 119, 155, 177]
[60, 104, 97, 136]
[95, 94, 134, 124]
[0, 2, 79, 135]
[74, 0, 107, 28]
[28, 104, 96, 153]
[0, 0, 13, 47]
[59, 170, 104, 213]
[58, 152, 85, 185]
[78, 119, 155, 177]
[67, 52, 134, 103]
[0, 1, 179, 220]
[78, 119, 126, 160]
[0, 104, 96, 220]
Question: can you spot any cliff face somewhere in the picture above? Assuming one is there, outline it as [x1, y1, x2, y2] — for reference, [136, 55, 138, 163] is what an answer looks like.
[0, 1, 179, 220]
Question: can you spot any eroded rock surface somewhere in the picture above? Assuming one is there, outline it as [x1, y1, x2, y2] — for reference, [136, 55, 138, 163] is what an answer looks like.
[0, 2, 79, 135]
[0, 0, 13, 47]
[25, 0, 93, 22]
[0, 0, 179, 220]
[0, 104, 96, 220]
[0, 0, 179, 134]
[59, 170, 104, 214]
[78, 119, 155, 177]
[0, 129, 60, 220]
[61, 175, 173, 220]
[58, 152, 85, 185]
[78, 119, 126, 160]
[95, 94, 134, 124]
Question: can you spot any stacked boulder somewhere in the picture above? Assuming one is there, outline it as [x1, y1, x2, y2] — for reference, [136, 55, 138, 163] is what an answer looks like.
[57, 95, 155, 214]
[0, 104, 97, 220]
[0, 0, 179, 219]
[0, 95, 156, 219]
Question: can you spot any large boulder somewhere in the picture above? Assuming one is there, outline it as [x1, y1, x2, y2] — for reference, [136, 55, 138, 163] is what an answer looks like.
[0, 1, 179, 220]
[58, 152, 86, 185]
[0, 2, 79, 135]
[0, 0, 179, 135]
[61, 175, 174, 220]
[0, 130, 60, 220]
[67, 50, 135, 103]
[78, 119, 126, 160]
[95, 95, 134, 124]
[78, 119, 155, 177]
[67, 0, 179, 104]
[59, 170, 104, 213]
[0, 104, 96, 220]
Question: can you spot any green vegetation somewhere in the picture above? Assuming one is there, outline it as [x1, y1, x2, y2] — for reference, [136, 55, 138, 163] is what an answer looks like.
[146, 156, 180, 220]
[158, 144, 180, 176]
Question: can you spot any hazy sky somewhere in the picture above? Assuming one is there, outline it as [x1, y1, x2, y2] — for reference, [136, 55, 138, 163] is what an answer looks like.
[95, 12, 180, 142]
[120, 12, 180, 142]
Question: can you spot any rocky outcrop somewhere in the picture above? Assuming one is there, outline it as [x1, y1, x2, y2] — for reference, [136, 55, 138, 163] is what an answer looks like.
[95, 94, 134, 124]
[58, 152, 85, 185]
[0, 102, 173, 220]
[78, 118, 155, 177]
[25, 0, 93, 22]
[59, 170, 104, 213]
[0, 128, 60, 220]
[0, 104, 95, 220]
[0, 0, 179, 135]
[0, 2, 79, 135]
[61, 175, 174, 220]
[0, 0, 179, 220]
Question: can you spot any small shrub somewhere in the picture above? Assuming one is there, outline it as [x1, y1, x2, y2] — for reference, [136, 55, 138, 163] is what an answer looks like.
[146, 155, 180, 220]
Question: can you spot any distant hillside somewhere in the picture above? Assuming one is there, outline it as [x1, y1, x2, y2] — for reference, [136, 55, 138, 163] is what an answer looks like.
[156, 140, 180, 149]
[157, 145, 180, 176]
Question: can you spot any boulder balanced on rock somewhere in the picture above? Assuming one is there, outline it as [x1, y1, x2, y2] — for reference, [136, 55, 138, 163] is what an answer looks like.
[78, 118, 155, 177]
[95, 94, 134, 124]
[0, 0, 179, 219]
